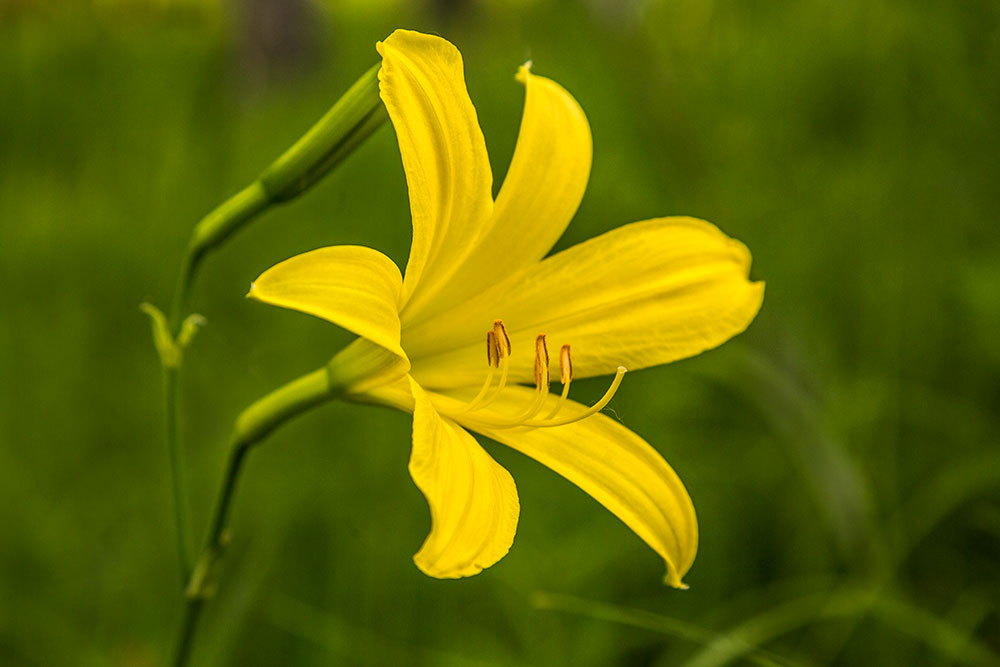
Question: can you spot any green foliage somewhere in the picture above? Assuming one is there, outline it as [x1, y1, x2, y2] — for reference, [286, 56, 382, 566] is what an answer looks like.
[1, 0, 998, 664]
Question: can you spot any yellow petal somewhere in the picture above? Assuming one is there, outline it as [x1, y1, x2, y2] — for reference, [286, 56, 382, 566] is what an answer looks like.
[407, 377, 520, 578]
[248, 245, 406, 360]
[404, 64, 593, 326]
[406, 217, 765, 387]
[356, 379, 696, 586]
[377, 30, 494, 320]
[441, 385, 697, 587]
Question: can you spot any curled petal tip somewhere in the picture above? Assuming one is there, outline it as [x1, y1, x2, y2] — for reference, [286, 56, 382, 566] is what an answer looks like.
[664, 570, 689, 590]
[515, 62, 532, 83]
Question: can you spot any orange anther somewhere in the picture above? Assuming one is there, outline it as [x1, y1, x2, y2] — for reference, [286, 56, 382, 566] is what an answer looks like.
[493, 320, 511, 358]
[534, 334, 550, 388]
[486, 330, 500, 368]
[560, 344, 573, 384]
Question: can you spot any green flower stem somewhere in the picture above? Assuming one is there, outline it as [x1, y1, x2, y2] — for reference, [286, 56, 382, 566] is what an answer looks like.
[155, 62, 387, 583]
[169, 63, 386, 328]
[173, 366, 337, 667]
[169, 181, 271, 331]
[164, 365, 195, 580]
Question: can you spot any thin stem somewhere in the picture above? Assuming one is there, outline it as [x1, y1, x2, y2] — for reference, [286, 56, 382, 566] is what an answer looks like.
[158, 180, 273, 581]
[172, 598, 204, 667]
[164, 365, 194, 580]
[169, 250, 198, 338]
[152, 61, 386, 663]
[156, 63, 385, 583]
[173, 366, 335, 666]
[169, 181, 271, 332]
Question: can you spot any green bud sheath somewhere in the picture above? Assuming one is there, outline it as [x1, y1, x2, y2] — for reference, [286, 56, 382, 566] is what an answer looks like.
[171, 63, 387, 328]
[258, 63, 387, 203]
[186, 63, 386, 263]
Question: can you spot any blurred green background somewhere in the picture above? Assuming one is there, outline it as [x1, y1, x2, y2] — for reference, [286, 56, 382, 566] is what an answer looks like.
[2, 0, 999, 664]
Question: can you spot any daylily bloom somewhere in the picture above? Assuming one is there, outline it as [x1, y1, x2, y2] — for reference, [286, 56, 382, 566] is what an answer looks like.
[248, 29, 763, 587]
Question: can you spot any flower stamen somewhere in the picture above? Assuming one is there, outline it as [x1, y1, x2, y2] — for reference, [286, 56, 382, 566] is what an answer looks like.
[487, 329, 500, 369]
[451, 324, 625, 431]
[493, 319, 511, 358]
[472, 320, 511, 412]
[543, 344, 573, 419]
[473, 334, 551, 428]
[524, 366, 626, 428]
[453, 330, 499, 414]
[534, 334, 550, 390]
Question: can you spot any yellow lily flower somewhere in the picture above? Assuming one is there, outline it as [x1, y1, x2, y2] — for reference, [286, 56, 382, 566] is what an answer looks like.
[248, 29, 763, 587]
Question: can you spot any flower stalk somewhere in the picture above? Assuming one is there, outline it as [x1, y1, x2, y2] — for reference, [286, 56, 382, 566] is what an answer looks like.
[174, 366, 337, 666]
[147, 62, 387, 583]
[169, 62, 387, 329]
